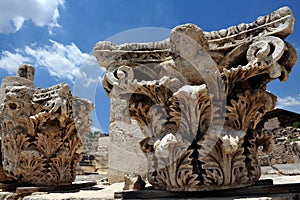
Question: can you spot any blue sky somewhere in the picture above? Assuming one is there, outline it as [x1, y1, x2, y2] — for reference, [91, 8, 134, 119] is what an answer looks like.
[0, 0, 299, 133]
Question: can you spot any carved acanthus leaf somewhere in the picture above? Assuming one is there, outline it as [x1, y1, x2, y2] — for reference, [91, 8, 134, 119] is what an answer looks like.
[126, 77, 183, 138]
[66, 134, 83, 160]
[243, 129, 265, 181]
[170, 85, 211, 144]
[198, 133, 248, 187]
[243, 129, 274, 182]
[49, 157, 73, 185]
[175, 148, 200, 189]
[226, 89, 276, 131]
[129, 102, 151, 130]
[2, 130, 31, 178]
[0, 78, 93, 186]
[35, 131, 63, 159]
[147, 85, 212, 190]
[223, 64, 267, 95]
[19, 150, 46, 184]
[151, 143, 199, 190]
[143, 104, 168, 138]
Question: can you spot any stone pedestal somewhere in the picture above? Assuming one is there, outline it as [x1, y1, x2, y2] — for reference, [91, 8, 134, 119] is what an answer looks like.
[95, 7, 297, 191]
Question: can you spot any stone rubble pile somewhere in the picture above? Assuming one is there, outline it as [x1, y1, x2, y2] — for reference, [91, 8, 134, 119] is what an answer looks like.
[259, 127, 300, 166]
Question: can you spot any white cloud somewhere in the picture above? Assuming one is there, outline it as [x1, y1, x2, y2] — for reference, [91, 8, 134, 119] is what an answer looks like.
[0, 50, 31, 74]
[277, 95, 300, 114]
[23, 40, 90, 81]
[277, 95, 300, 107]
[0, 40, 103, 84]
[0, 0, 64, 34]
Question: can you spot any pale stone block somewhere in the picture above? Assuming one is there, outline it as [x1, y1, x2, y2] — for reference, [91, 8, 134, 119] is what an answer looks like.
[108, 120, 147, 183]
[107, 99, 147, 183]
[264, 117, 280, 130]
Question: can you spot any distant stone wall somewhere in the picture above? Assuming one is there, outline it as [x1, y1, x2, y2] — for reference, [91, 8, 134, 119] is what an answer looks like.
[83, 135, 101, 153]
[259, 127, 300, 166]
[83, 134, 110, 173]
[97, 137, 110, 172]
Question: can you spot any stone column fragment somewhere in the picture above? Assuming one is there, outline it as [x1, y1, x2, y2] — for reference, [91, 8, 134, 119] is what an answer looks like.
[95, 7, 297, 191]
[0, 65, 94, 186]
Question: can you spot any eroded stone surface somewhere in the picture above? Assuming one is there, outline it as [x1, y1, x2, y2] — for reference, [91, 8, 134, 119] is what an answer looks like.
[105, 98, 147, 183]
[95, 7, 297, 191]
[108, 119, 147, 183]
[259, 127, 300, 165]
[0, 64, 94, 186]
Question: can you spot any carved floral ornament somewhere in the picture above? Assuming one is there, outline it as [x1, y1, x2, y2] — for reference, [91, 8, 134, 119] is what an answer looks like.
[95, 6, 297, 191]
[0, 64, 94, 186]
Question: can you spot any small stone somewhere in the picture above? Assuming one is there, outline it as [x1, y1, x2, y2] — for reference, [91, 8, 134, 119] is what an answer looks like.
[16, 64, 35, 82]
[123, 174, 146, 191]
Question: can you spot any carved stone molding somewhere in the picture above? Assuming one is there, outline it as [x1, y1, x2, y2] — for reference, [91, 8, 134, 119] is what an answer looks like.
[95, 7, 297, 191]
[0, 65, 94, 186]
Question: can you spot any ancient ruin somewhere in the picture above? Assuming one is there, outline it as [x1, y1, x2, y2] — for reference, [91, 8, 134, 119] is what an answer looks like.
[95, 6, 298, 191]
[0, 64, 94, 186]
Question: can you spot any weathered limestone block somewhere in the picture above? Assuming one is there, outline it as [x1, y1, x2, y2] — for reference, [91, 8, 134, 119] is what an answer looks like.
[95, 7, 297, 191]
[264, 117, 281, 130]
[0, 64, 94, 186]
[108, 99, 147, 183]
[97, 136, 110, 172]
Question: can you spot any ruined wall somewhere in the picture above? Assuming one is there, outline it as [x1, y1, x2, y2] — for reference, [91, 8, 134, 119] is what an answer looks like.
[82, 134, 110, 173]
[259, 127, 300, 165]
